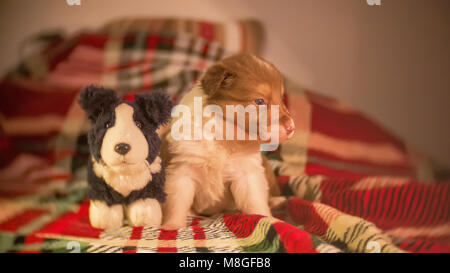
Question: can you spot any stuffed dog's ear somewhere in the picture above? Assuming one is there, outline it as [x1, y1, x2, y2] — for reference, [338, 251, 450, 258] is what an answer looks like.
[135, 90, 173, 127]
[78, 85, 118, 122]
[201, 64, 236, 96]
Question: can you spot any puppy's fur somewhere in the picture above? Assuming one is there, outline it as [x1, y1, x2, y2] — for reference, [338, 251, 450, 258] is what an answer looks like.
[79, 86, 172, 229]
[162, 54, 295, 229]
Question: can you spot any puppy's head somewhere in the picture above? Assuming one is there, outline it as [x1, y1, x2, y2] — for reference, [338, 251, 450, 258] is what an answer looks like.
[201, 54, 295, 143]
[79, 86, 172, 170]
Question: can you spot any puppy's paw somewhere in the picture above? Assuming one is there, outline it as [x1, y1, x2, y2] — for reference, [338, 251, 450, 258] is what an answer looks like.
[161, 221, 186, 230]
[127, 198, 162, 227]
[161, 215, 188, 230]
[89, 200, 123, 230]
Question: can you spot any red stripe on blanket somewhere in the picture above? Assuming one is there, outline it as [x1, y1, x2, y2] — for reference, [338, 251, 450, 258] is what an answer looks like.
[308, 94, 405, 148]
[0, 209, 48, 232]
[78, 34, 109, 49]
[47, 33, 108, 70]
[123, 226, 144, 253]
[319, 182, 450, 230]
[305, 163, 368, 180]
[130, 226, 143, 240]
[0, 135, 10, 151]
[123, 249, 138, 254]
[33, 201, 102, 239]
[319, 177, 358, 201]
[157, 229, 178, 253]
[191, 217, 206, 240]
[273, 222, 317, 253]
[147, 34, 160, 50]
[286, 198, 329, 236]
[199, 21, 215, 41]
[276, 176, 290, 192]
[396, 237, 450, 253]
[223, 214, 264, 238]
[0, 81, 78, 118]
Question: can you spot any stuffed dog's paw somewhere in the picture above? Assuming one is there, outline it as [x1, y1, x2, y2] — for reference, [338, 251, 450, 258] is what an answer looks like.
[127, 198, 162, 227]
[89, 200, 123, 230]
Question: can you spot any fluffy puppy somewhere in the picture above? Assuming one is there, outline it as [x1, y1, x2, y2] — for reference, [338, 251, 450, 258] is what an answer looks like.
[162, 54, 295, 229]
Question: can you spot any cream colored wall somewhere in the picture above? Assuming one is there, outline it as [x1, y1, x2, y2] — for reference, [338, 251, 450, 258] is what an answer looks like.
[0, 0, 449, 167]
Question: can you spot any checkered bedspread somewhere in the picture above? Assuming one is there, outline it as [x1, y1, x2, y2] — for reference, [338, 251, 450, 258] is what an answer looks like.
[0, 18, 448, 253]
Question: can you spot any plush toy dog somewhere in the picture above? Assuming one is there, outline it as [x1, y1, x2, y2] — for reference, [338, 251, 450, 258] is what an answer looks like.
[79, 85, 172, 230]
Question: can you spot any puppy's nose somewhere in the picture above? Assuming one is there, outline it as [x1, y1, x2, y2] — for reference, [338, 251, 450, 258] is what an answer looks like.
[284, 119, 296, 135]
[115, 143, 131, 155]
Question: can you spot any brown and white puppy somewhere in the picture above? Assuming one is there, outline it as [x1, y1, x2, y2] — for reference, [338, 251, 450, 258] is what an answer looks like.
[161, 54, 295, 229]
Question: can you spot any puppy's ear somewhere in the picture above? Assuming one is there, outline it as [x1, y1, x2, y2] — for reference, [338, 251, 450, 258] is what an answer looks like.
[201, 64, 236, 96]
[135, 90, 173, 127]
[78, 85, 118, 122]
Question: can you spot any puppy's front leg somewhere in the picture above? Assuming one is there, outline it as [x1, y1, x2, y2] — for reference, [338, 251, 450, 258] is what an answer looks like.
[230, 170, 272, 217]
[161, 165, 196, 230]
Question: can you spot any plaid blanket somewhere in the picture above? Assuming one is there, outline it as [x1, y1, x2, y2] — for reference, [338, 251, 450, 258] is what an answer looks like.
[0, 18, 448, 253]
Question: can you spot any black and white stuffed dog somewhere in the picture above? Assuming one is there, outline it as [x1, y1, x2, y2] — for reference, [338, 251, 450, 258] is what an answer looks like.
[79, 85, 172, 230]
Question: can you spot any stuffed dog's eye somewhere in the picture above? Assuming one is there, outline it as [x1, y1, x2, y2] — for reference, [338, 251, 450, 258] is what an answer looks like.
[135, 121, 143, 128]
[105, 122, 113, 128]
[254, 98, 265, 105]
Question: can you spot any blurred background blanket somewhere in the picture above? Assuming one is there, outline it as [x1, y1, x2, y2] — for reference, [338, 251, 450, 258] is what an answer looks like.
[0, 18, 448, 253]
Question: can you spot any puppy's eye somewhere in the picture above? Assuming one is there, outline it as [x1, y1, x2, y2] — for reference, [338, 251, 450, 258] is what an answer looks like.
[105, 122, 113, 128]
[135, 121, 143, 128]
[254, 98, 265, 105]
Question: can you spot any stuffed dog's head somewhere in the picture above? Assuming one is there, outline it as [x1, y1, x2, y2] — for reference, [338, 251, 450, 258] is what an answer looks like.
[79, 86, 172, 170]
[201, 54, 295, 143]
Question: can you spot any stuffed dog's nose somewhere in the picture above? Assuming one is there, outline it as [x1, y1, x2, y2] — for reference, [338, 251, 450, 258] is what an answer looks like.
[115, 143, 131, 155]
